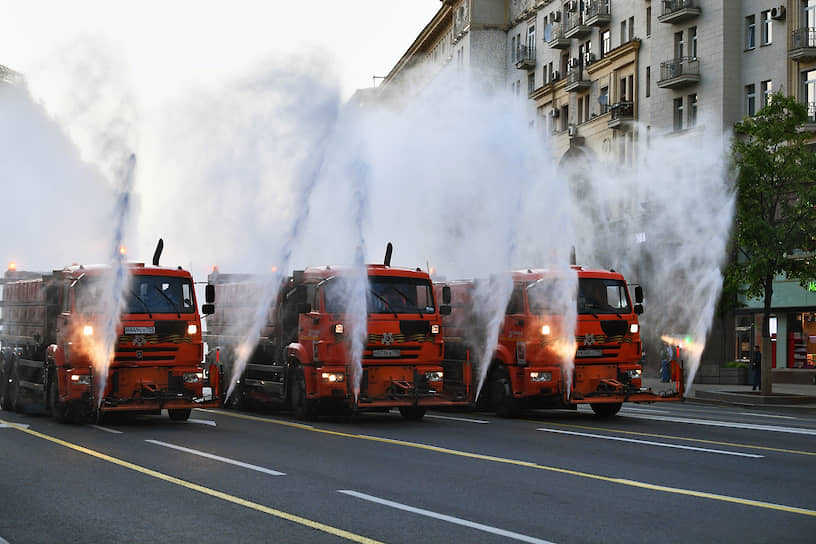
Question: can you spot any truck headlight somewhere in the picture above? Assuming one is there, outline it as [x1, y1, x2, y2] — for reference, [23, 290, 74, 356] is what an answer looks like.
[187, 324, 198, 335]
[431, 324, 440, 334]
[83, 325, 94, 336]
[530, 371, 552, 382]
[183, 372, 204, 383]
[541, 325, 551, 335]
[334, 324, 344, 334]
[70, 374, 92, 385]
[321, 372, 345, 383]
[629, 323, 639, 334]
[424, 371, 444, 382]
[628, 369, 642, 379]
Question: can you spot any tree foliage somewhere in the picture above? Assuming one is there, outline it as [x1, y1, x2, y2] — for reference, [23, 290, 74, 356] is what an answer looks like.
[728, 93, 816, 303]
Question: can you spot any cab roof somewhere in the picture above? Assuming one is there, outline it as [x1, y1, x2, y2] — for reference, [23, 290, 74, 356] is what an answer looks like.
[301, 264, 431, 282]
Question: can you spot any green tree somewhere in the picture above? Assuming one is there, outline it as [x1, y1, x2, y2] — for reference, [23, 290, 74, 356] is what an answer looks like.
[728, 93, 816, 394]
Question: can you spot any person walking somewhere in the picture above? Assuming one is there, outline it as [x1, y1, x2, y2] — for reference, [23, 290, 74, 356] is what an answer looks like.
[751, 345, 762, 391]
[660, 343, 672, 383]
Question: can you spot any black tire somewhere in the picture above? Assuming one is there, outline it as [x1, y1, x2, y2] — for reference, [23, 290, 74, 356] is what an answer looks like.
[0, 362, 11, 411]
[168, 408, 192, 421]
[7, 361, 22, 413]
[491, 365, 521, 418]
[226, 381, 246, 411]
[291, 369, 316, 421]
[49, 376, 69, 424]
[398, 406, 426, 420]
[590, 402, 622, 418]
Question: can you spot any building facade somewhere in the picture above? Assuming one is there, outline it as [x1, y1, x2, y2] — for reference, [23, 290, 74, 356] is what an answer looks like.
[381, 0, 816, 378]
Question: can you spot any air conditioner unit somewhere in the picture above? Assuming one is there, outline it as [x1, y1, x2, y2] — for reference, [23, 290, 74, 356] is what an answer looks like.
[568, 125, 576, 137]
[771, 6, 786, 20]
[550, 109, 560, 118]
[552, 70, 560, 80]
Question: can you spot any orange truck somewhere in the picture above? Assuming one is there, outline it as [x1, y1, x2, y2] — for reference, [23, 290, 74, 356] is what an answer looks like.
[435, 267, 682, 417]
[0, 246, 220, 423]
[204, 253, 470, 420]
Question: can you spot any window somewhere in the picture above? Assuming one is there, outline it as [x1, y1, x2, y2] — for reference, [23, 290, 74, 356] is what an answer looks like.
[583, 39, 593, 65]
[745, 84, 756, 116]
[584, 93, 590, 120]
[803, 69, 816, 122]
[761, 80, 773, 108]
[628, 74, 634, 101]
[745, 15, 756, 50]
[600, 86, 609, 113]
[628, 16, 635, 41]
[761, 10, 773, 45]
[527, 25, 536, 57]
[601, 29, 611, 57]
[674, 97, 684, 131]
[561, 105, 569, 131]
[646, 66, 651, 97]
[646, 6, 651, 37]
[620, 77, 626, 102]
[674, 31, 684, 58]
[689, 27, 697, 59]
[548, 61, 553, 83]
[621, 20, 626, 45]
[578, 96, 584, 124]
[511, 36, 516, 62]
[688, 93, 698, 127]
[528, 72, 535, 94]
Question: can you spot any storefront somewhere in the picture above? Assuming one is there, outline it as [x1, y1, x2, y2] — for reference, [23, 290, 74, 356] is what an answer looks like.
[736, 278, 816, 374]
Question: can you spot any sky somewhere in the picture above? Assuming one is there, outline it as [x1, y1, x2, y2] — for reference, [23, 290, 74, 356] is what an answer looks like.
[0, 0, 441, 101]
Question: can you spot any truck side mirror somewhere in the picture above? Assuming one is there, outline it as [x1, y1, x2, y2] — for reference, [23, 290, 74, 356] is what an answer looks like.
[634, 286, 643, 304]
[442, 285, 451, 305]
[440, 305, 452, 315]
[297, 302, 312, 314]
[205, 284, 215, 304]
[634, 304, 643, 315]
[202, 303, 215, 315]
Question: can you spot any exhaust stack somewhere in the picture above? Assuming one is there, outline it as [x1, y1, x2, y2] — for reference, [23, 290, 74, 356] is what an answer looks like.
[152, 238, 164, 266]
[384, 242, 393, 266]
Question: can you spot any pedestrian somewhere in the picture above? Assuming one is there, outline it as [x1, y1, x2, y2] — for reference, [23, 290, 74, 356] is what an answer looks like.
[751, 345, 762, 391]
[660, 343, 672, 382]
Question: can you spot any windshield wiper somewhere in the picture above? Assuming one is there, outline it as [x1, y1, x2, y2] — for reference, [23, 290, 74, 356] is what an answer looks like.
[130, 290, 153, 319]
[153, 286, 182, 318]
[391, 286, 423, 318]
[369, 289, 398, 318]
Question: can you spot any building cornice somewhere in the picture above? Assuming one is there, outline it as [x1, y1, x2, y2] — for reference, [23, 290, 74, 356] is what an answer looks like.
[383, 5, 452, 85]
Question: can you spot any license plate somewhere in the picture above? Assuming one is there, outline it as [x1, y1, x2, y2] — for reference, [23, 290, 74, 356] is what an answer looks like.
[576, 349, 603, 357]
[125, 326, 155, 334]
[372, 349, 400, 358]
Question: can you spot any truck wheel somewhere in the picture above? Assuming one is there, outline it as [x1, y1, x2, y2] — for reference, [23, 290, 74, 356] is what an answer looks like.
[7, 361, 23, 413]
[491, 366, 521, 418]
[168, 408, 192, 421]
[227, 382, 245, 411]
[48, 377, 69, 424]
[0, 363, 11, 411]
[590, 403, 622, 418]
[291, 371, 316, 421]
[398, 406, 426, 420]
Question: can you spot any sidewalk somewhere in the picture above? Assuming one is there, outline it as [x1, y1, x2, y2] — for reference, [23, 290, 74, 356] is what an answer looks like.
[640, 376, 816, 411]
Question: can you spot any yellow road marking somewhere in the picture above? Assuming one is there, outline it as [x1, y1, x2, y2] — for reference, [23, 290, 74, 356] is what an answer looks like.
[529, 420, 816, 457]
[200, 409, 816, 518]
[0, 419, 383, 544]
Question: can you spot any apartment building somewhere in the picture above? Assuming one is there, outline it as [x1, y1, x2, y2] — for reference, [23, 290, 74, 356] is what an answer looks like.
[381, 0, 816, 377]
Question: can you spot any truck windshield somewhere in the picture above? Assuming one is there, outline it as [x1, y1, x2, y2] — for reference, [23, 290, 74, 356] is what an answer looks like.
[577, 278, 631, 315]
[75, 275, 196, 315]
[323, 276, 436, 315]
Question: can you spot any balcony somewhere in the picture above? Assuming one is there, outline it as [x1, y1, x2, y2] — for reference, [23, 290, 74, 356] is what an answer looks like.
[790, 28, 816, 62]
[515, 45, 536, 70]
[607, 101, 634, 129]
[546, 23, 571, 49]
[584, 1, 611, 27]
[658, 0, 701, 24]
[565, 15, 591, 39]
[565, 69, 592, 92]
[800, 102, 816, 134]
[657, 57, 700, 89]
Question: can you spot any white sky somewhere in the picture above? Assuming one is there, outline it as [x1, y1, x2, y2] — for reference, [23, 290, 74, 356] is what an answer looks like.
[1, 0, 441, 101]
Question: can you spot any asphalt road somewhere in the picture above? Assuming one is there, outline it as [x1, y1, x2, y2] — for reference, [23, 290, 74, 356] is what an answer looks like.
[1, 400, 815, 544]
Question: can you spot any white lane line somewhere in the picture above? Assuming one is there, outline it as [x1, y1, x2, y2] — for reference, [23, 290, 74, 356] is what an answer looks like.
[187, 419, 217, 427]
[0, 423, 29, 429]
[738, 412, 798, 420]
[87, 425, 123, 434]
[145, 440, 285, 476]
[620, 407, 670, 414]
[537, 428, 764, 458]
[425, 414, 490, 424]
[338, 490, 556, 544]
[622, 413, 816, 435]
